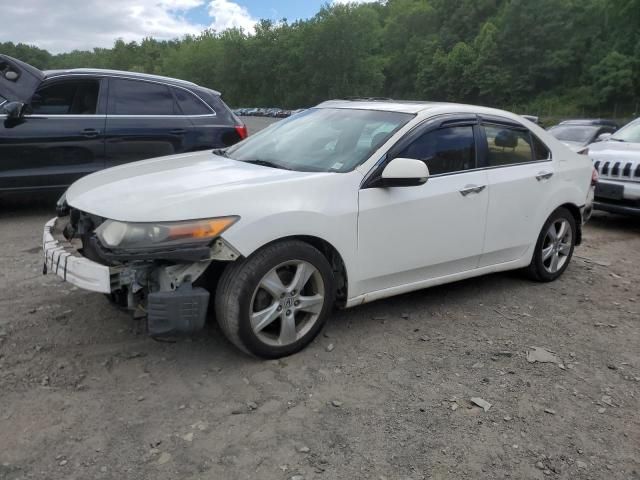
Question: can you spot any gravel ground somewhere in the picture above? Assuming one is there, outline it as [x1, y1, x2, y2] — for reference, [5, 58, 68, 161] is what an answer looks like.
[0, 118, 638, 480]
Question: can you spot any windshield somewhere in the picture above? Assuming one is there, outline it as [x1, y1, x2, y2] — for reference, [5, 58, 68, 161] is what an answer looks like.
[548, 125, 599, 144]
[612, 120, 640, 143]
[224, 107, 414, 172]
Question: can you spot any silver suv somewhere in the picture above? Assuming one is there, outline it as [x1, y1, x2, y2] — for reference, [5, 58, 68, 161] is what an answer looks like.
[588, 118, 640, 216]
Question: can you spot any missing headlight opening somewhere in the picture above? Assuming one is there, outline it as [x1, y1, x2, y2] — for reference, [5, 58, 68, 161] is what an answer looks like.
[47, 212, 241, 336]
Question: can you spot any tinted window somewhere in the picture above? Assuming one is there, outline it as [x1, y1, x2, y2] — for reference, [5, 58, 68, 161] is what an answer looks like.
[397, 126, 476, 175]
[30, 80, 100, 115]
[110, 79, 177, 115]
[484, 124, 533, 166]
[173, 88, 212, 115]
[531, 134, 551, 160]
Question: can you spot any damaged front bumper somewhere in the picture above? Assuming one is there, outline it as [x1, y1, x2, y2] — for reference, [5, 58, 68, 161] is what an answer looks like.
[42, 216, 228, 335]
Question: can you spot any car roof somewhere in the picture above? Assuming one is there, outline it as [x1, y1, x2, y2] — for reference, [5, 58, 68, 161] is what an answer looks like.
[316, 99, 533, 122]
[42, 68, 220, 94]
[559, 119, 618, 127]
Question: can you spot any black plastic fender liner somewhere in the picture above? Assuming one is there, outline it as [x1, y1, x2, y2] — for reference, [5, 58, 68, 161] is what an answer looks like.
[147, 283, 209, 336]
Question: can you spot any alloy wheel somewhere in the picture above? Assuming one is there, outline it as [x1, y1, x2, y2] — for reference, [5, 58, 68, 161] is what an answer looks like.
[249, 260, 325, 347]
[541, 218, 572, 274]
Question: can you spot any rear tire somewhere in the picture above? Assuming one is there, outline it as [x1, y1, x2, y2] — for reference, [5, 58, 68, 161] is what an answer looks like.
[526, 207, 576, 282]
[215, 240, 336, 358]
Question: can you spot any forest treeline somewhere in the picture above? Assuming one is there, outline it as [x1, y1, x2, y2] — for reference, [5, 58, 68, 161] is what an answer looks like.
[1, 0, 639, 116]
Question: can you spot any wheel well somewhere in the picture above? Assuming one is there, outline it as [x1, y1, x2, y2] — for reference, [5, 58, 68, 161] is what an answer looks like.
[278, 235, 349, 307]
[560, 203, 582, 245]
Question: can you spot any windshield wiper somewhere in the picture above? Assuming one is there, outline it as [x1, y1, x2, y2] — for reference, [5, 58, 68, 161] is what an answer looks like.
[609, 138, 625, 142]
[244, 159, 291, 170]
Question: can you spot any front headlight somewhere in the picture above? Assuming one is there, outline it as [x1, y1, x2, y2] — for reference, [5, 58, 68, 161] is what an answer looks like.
[95, 216, 239, 250]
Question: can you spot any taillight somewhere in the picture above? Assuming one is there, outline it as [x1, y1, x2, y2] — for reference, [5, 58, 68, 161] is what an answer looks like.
[591, 167, 599, 186]
[235, 125, 248, 140]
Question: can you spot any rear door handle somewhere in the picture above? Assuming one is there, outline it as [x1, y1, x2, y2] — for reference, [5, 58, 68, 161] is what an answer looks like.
[536, 171, 554, 181]
[170, 129, 187, 135]
[459, 184, 486, 196]
[81, 128, 100, 138]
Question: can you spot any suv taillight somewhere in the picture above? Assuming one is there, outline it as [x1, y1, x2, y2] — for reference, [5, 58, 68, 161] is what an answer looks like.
[591, 167, 599, 186]
[235, 125, 248, 140]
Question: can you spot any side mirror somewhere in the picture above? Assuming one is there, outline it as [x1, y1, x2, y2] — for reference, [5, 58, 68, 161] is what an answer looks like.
[380, 157, 429, 187]
[2, 101, 26, 119]
[596, 133, 612, 142]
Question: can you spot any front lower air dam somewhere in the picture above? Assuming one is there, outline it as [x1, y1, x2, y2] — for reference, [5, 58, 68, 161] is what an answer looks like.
[147, 283, 210, 336]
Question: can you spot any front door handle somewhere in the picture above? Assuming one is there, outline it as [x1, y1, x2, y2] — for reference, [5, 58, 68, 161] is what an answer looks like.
[81, 128, 100, 138]
[459, 184, 486, 196]
[170, 129, 187, 135]
[536, 171, 554, 181]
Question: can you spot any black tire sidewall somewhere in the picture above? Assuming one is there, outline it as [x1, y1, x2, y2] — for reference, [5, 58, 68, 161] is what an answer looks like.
[235, 242, 335, 358]
[531, 207, 577, 282]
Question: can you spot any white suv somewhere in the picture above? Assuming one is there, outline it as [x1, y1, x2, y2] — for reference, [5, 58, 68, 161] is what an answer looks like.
[43, 100, 594, 358]
[587, 118, 640, 216]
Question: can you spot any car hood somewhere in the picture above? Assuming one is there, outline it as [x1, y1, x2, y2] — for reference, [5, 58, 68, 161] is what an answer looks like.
[66, 151, 336, 222]
[0, 54, 44, 103]
[587, 140, 640, 163]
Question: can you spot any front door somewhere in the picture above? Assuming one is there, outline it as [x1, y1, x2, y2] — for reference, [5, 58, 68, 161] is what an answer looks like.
[0, 77, 106, 191]
[357, 121, 489, 296]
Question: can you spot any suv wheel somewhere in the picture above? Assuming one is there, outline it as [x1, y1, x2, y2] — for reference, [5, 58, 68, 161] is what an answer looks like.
[215, 240, 335, 358]
[527, 207, 576, 282]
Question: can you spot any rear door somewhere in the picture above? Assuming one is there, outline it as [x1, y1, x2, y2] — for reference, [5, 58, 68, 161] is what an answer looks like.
[0, 76, 107, 191]
[478, 117, 555, 267]
[104, 77, 192, 167]
[0, 55, 44, 103]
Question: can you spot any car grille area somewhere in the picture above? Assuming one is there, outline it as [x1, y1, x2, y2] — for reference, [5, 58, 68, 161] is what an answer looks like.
[593, 159, 640, 182]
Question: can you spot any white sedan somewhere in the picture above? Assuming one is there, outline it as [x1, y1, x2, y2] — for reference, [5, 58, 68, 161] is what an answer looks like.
[44, 100, 595, 358]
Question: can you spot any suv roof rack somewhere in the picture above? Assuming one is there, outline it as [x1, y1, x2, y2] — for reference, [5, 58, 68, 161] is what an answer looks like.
[341, 96, 394, 101]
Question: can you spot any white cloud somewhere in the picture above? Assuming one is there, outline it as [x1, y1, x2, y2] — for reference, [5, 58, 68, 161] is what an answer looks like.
[208, 0, 257, 32]
[0, 0, 257, 54]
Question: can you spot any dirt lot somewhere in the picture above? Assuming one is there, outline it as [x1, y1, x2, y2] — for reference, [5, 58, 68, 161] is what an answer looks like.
[1, 118, 639, 480]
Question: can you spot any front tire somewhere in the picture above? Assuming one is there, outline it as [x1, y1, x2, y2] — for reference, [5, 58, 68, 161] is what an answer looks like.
[215, 240, 336, 358]
[526, 207, 576, 282]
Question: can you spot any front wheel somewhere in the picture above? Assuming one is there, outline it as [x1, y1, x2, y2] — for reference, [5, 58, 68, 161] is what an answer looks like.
[526, 207, 577, 282]
[215, 240, 336, 358]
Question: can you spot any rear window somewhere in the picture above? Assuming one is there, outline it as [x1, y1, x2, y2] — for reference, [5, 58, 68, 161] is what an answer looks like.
[173, 88, 212, 115]
[109, 78, 178, 115]
[194, 88, 236, 124]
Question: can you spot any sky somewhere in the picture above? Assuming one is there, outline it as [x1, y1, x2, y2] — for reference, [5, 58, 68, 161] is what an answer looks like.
[1, 0, 377, 54]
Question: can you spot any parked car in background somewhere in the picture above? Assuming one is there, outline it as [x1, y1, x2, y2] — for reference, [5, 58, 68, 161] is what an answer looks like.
[587, 118, 640, 216]
[0, 54, 247, 193]
[559, 119, 619, 130]
[44, 100, 594, 358]
[548, 122, 617, 152]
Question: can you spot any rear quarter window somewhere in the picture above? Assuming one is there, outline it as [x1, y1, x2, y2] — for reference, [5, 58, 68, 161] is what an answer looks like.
[173, 88, 213, 115]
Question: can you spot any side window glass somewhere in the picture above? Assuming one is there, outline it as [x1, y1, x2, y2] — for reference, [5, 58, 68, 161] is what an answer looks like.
[484, 124, 534, 166]
[397, 125, 476, 175]
[109, 79, 177, 115]
[30, 80, 100, 115]
[173, 88, 212, 115]
[531, 134, 551, 160]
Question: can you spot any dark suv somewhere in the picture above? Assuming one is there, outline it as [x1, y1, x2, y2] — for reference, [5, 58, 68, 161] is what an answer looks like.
[0, 55, 247, 192]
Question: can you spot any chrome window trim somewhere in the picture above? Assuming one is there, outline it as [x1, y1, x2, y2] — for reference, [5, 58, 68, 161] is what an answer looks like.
[37, 73, 216, 116]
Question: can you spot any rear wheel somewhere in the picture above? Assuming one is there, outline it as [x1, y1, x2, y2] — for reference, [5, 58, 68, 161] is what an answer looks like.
[215, 240, 335, 358]
[526, 207, 576, 282]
